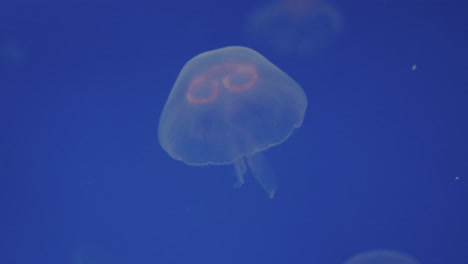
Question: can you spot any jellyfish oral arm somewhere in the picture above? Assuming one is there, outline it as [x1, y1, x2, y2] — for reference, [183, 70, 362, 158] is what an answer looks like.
[246, 153, 277, 199]
[234, 154, 277, 198]
[234, 158, 248, 188]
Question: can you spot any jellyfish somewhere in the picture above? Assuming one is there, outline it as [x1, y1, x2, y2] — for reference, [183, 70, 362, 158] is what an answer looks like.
[158, 46, 307, 198]
[245, 0, 343, 56]
[344, 249, 420, 264]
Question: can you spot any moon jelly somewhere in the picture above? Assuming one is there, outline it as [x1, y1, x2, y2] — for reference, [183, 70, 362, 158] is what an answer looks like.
[158, 46, 307, 198]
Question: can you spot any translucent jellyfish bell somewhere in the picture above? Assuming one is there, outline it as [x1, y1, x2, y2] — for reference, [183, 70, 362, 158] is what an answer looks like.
[344, 249, 420, 264]
[158, 46, 307, 198]
[246, 0, 343, 57]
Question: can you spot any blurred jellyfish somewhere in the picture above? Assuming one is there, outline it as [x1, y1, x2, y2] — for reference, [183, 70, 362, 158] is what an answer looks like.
[245, 0, 343, 56]
[71, 246, 117, 264]
[344, 249, 420, 264]
[0, 39, 27, 66]
[158, 46, 307, 198]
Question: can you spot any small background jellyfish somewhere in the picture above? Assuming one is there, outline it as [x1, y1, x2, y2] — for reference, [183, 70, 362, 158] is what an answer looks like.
[344, 249, 420, 264]
[245, 0, 343, 57]
[158, 46, 307, 198]
[71, 245, 118, 264]
[0, 39, 27, 66]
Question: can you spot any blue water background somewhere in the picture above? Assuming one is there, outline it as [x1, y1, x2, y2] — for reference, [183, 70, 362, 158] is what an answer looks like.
[1, 1, 467, 263]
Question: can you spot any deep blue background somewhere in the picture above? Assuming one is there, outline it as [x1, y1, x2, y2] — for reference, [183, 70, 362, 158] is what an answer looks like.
[1, 1, 467, 263]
